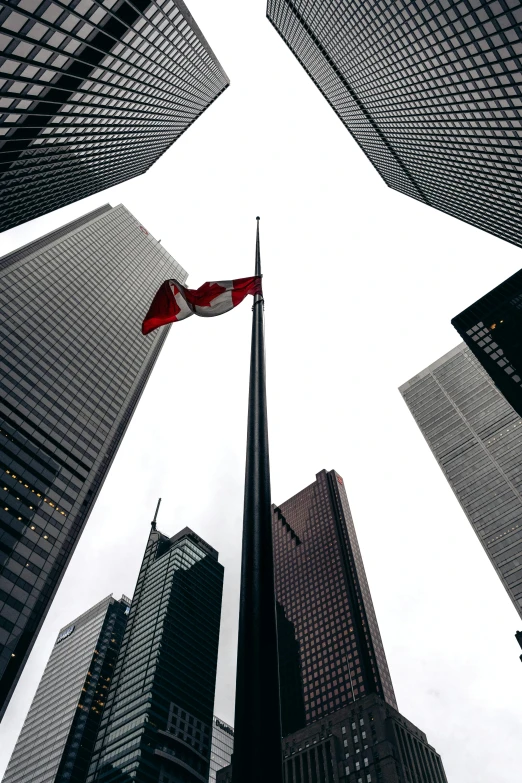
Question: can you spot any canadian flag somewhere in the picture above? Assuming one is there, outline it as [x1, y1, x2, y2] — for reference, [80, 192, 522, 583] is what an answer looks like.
[142, 276, 262, 335]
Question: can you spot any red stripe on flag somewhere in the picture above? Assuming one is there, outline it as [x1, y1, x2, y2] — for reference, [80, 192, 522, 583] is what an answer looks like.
[231, 276, 263, 307]
[141, 281, 181, 335]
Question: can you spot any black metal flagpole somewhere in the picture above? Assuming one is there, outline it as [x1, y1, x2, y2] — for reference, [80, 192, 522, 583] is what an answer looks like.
[232, 218, 283, 782]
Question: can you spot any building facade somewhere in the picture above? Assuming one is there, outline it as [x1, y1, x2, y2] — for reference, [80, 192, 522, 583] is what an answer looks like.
[267, 0, 522, 249]
[0, 204, 187, 718]
[209, 716, 234, 783]
[400, 343, 522, 620]
[86, 526, 224, 783]
[280, 693, 447, 783]
[218, 467, 449, 782]
[0, 0, 229, 232]
[2, 594, 130, 783]
[218, 693, 448, 783]
[272, 469, 397, 730]
[452, 268, 522, 419]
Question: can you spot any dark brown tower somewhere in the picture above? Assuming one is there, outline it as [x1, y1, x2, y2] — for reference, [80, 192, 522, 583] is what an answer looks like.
[272, 469, 396, 727]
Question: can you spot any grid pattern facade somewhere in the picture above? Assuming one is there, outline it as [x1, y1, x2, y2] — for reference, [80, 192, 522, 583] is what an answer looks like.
[216, 694, 447, 783]
[209, 716, 234, 783]
[400, 343, 522, 619]
[452, 268, 522, 420]
[2, 594, 129, 783]
[281, 693, 447, 783]
[272, 470, 396, 730]
[0, 204, 187, 719]
[267, 0, 522, 249]
[0, 0, 229, 232]
[87, 527, 223, 783]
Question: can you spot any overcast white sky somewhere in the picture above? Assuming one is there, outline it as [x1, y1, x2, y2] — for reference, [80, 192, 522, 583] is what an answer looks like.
[1, 2, 522, 780]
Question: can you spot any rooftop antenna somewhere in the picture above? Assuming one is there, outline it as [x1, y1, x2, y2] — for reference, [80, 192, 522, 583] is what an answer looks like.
[151, 497, 161, 530]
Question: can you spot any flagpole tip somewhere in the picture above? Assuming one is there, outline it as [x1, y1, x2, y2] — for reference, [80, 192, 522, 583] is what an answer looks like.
[256, 216, 260, 221]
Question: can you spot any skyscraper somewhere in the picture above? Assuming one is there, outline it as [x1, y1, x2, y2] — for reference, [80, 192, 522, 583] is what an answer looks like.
[0, 0, 229, 232]
[279, 693, 447, 783]
[86, 525, 223, 783]
[267, 1, 522, 249]
[400, 343, 522, 620]
[452, 268, 522, 419]
[272, 469, 397, 728]
[218, 469, 448, 783]
[0, 204, 187, 718]
[2, 594, 130, 783]
[209, 716, 234, 783]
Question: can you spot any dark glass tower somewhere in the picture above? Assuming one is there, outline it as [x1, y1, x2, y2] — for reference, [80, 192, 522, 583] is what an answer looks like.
[0, 204, 187, 719]
[86, 526, 223, 783]
[219, 469, 448, 783]
[452, 268, 522, 419]
[272, 469, 397, 728]
[0, 0, 229, 232]
[2, 594, 129, 783]
[279, 693, 448, 783]
[267, 1, 522, 249]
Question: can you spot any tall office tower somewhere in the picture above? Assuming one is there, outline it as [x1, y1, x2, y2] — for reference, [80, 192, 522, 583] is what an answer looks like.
[218, 693, 448, 783]
[0, 204, 187, 719]
[400, 343, 522, 620]
[452, 268, 522, 419]
[217, 469, 449, 783]
[0, 0, 229, 232]
[272, 469, 397, 729]
[2, 594, 130, 783]
[209, 716, 234, 783]
[279, 694, 447, 783]
[267, 1, 522, 249]
[86, 525, 223, 783]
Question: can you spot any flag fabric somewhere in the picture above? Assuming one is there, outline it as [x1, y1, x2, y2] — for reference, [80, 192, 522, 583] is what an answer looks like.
[142, 275, 262, 335]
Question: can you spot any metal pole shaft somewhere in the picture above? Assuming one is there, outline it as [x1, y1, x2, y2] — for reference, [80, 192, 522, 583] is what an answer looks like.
[232, 218, 283, 782]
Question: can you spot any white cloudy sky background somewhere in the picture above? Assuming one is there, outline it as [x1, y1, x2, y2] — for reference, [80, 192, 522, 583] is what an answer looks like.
[1, 2, 521, 780]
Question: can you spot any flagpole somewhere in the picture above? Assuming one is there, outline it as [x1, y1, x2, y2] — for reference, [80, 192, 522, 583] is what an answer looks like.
[232, 218, 283, 782]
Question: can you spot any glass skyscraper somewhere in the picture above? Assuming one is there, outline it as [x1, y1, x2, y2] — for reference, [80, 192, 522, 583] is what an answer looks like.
[452, 268, 522, 420]
[267, 1, 522, 249]
[209, 716, 234, 783]
[2, 594, 130, 783]
[0, 0, 229, 232]
[218, 469, 448, 783]
[279, 692, 447, 783]
[86, 525, 223, 783]
[272, 469, 397, 727]
[400, 343, 522, 620]
[0, 203, 187, 719]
